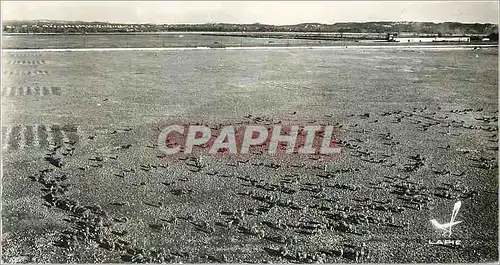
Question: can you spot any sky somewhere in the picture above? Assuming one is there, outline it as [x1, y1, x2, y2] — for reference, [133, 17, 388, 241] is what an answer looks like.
[2, 1, 498, 25]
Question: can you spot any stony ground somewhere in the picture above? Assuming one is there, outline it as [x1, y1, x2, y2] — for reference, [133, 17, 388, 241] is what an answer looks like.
[1, 43, 498, 263]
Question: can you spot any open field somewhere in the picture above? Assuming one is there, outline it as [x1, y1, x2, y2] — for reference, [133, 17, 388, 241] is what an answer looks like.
[3, 34, 496, 49]
[1, 43, 498, 263]
[2, 34, 338, 49]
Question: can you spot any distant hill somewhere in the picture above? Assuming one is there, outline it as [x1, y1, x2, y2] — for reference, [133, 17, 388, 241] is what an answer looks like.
[3, 20, 498, 35]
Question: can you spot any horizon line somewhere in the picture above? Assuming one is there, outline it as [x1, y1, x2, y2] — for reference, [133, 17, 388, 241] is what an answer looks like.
[3, 19, 498, 25]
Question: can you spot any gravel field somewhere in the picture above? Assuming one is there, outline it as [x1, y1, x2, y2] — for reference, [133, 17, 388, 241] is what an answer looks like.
[1, 35, 498, 263]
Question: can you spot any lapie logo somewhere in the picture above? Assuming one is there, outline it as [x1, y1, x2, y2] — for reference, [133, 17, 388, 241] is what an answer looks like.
[428, 201, 462, 246]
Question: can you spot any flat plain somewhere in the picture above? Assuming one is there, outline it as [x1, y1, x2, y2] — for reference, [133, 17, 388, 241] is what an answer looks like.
[1, 35, 498, 263]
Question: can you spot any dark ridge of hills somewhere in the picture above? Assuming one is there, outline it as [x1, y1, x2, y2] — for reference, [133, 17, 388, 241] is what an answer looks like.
[3, 20, 498, 35]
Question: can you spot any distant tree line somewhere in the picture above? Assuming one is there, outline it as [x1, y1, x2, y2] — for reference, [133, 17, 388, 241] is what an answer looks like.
[3, 21, 498, 36]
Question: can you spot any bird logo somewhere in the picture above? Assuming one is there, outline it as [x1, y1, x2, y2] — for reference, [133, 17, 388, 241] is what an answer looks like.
[430, 201, 462, 237]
